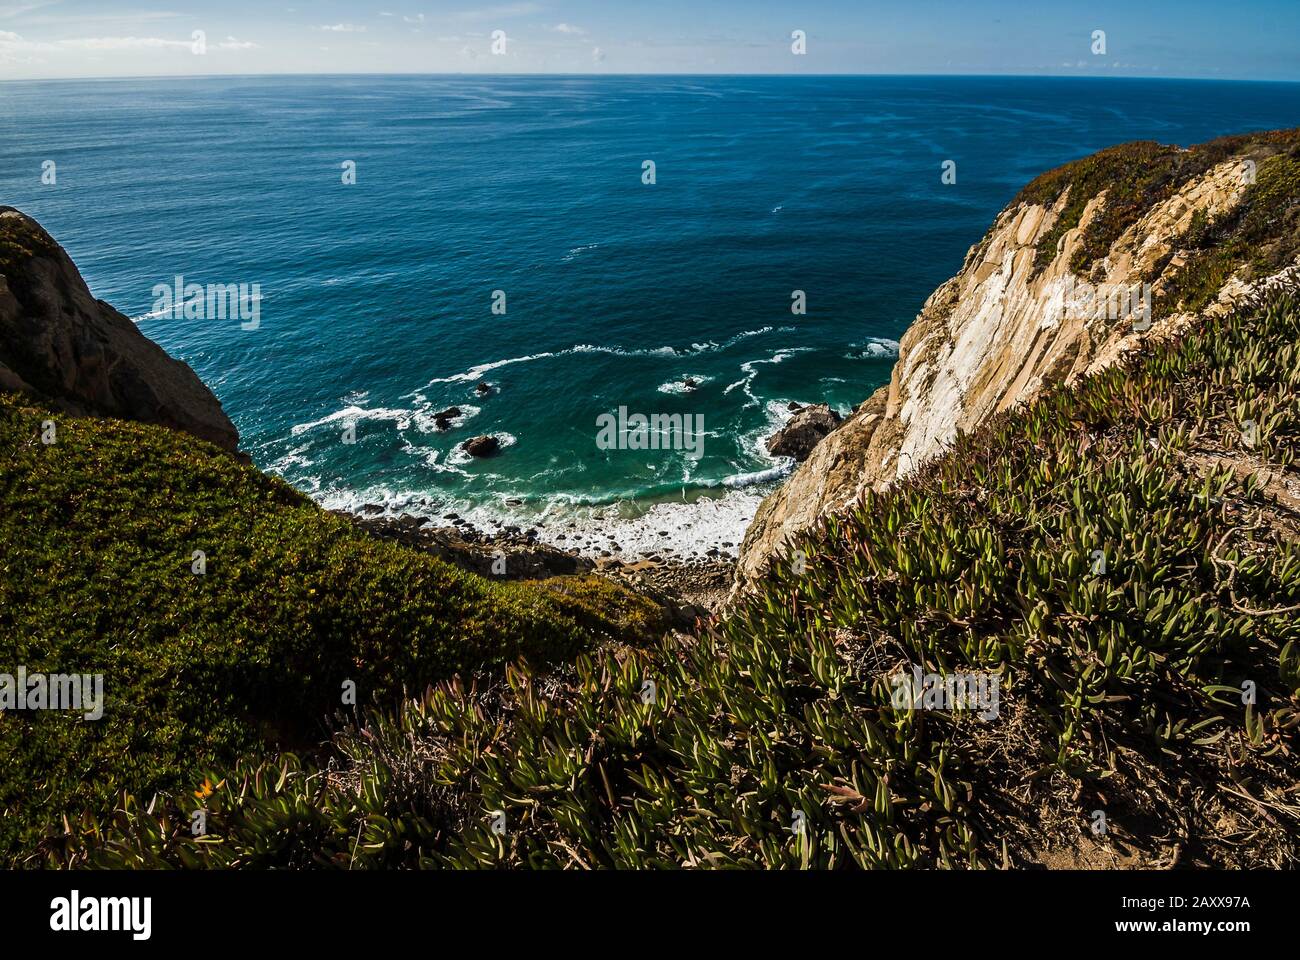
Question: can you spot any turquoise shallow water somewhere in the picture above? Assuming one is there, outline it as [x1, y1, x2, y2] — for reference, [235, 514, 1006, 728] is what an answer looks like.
[4, 74, 1300, 557]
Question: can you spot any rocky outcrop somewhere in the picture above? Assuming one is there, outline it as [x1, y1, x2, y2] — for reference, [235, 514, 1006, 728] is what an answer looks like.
[737, 132, 1300, 586]
[766, 403, 841, 461]
[433, 406, 462, 430]
[0, 207, 239, 453]
[463, 434, 500, 457]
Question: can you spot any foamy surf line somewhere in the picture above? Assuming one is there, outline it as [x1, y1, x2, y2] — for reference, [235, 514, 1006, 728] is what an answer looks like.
[534, 490, 767, 560]
[313, 480, 777, 561]
[846, 337, 901, 359]
[408, 327, 794, 392]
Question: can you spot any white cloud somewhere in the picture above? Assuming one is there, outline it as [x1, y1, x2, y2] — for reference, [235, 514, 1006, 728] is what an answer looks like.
[0, 29, 231, 58]
[317, 23, 365, 33]
[591, 45, 604, 62]
[0, 28, 49, 52]
[552, 22, 584, 35]
[0, 26, 40, 61]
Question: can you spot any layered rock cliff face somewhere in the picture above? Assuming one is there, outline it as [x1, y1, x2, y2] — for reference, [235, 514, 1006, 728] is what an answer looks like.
[0, 207, 239, 453]
[738, 130, 1300, 586]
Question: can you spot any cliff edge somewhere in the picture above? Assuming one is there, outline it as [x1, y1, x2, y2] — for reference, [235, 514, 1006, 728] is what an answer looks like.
[738, 130, 1300, 586]
[0, 207, 240, 453]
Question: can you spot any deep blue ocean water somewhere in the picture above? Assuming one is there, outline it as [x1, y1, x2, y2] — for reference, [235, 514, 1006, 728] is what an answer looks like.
[4, 75, 1299, 556]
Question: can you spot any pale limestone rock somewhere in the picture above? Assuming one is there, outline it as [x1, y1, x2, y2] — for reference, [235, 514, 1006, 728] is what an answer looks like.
[735, 156, 1268, 589]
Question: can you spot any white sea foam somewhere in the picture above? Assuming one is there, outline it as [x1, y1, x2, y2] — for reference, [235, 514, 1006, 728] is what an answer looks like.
[130, 288, 269, 323]
[267, 443, 315, 473]
[283, 328, 874, 560]
[657, 374, 714, 395]
[420, 403, 480, 432]
[308, 474, 778, 561]
[410, 446, 472, 477]
[317, 484, 434, 517]
[539, 490, 765, 559]
[445, 431, 518, 466]
[561, 243, 600, 262]
[410, 328, 793, 392]
[291, 398, 481, 439]
[846, 337, 901, 359]
[325, 398, 800, 560]
[290, 405, 421, 436]
[443, 488, 770, 560]
[719, 462, 791, 488]
[730, 346, 816, 408]
[742, 398, 800, 463]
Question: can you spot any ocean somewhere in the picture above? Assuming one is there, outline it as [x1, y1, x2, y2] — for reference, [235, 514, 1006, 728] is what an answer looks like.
[4, 74, 1299, 558]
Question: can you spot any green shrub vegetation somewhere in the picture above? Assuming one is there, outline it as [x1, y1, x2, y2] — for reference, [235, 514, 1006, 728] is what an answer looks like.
[0, 206, 58, 278]
[1151, 151, 1300, 315]
[50, 284, 1300, 869]
[0, 400, 666, 863]
[1014, 130, 1300, 289]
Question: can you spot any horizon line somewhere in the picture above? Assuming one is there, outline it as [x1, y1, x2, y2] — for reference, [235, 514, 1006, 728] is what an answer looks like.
[3, 70, 1299, 86]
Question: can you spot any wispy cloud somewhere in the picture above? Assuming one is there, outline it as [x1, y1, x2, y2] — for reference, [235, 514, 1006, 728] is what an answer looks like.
[0, 28, 253, 60]
[0, 0, 60, 19]
[23, 9, 184, 26]
[454, 3, 543, 22]
[551, 22, 584, 35]
[59, 36, 192, 49]
[0, 30, 168, 54]
[317, 23, 366, 33]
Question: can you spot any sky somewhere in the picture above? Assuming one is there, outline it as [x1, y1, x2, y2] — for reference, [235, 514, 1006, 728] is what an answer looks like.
[0, 0, 1297, 82]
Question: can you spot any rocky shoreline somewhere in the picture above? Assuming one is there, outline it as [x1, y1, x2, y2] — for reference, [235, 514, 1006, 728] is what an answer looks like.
[337, 393, 852, 618]
[342, 509, 735, 623]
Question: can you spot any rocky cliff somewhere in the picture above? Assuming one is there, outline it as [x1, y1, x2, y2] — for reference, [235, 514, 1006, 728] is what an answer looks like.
[0, 207, 239, 453]
[738, 130, 1300, 586]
